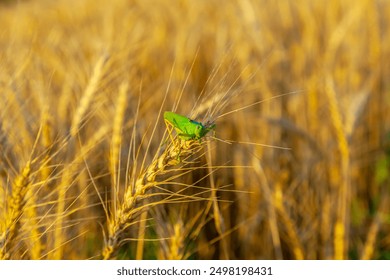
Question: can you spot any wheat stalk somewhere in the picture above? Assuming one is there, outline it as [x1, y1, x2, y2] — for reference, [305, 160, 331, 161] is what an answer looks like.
[162, 221, 186, 260]
[102, 138, 202, 259]
[70, 54, 107, 137]
[154, 203, 209, 260]
[0, 162, 31, 260]
[325, 76, 350, 260]
[110, 81, 129, 187]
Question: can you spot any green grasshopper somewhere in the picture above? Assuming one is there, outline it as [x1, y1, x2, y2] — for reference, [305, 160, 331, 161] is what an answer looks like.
[164, 111, 215, 141]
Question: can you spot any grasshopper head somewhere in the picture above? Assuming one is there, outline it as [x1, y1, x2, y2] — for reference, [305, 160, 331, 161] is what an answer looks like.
[195, 121, 215, 139]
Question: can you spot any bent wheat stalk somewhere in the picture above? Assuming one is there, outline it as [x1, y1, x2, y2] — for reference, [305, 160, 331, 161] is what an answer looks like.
[102, 138, 202, 260]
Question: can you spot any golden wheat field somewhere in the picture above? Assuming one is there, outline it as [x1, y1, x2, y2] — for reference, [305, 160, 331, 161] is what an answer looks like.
[0, 0, 389, 260]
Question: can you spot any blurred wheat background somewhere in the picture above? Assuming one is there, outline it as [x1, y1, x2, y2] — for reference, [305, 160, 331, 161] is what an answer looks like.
[0, 0, 389, 260]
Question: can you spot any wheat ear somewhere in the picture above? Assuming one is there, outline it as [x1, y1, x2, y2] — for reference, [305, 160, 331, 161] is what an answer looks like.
[102, 138, 201, 259]
[0, 162, 31, 260]
[70, 54, 107, 137]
